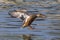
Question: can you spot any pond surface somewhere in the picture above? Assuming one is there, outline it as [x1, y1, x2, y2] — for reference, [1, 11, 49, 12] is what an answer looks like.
[0, 4, 60, 40]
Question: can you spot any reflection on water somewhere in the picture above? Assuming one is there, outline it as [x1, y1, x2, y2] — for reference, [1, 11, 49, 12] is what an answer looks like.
[23, 34, 32, 40]
[0, 3, 60, 40]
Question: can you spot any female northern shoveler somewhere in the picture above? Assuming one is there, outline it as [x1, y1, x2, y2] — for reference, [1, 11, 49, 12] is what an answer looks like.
[8, 9, 46, 30]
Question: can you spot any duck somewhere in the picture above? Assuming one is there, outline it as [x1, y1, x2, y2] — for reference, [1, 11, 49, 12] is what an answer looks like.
[8, 9, 46, 30]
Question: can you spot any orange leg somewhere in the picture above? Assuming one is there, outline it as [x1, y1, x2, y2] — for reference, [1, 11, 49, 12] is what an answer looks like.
[28, 26, 35, 30]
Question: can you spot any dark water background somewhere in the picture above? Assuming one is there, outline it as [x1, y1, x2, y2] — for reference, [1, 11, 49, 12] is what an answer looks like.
[0, 1, 60, 40]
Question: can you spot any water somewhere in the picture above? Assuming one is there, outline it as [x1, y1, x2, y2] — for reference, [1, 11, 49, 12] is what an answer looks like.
[0, 3, 60, 40]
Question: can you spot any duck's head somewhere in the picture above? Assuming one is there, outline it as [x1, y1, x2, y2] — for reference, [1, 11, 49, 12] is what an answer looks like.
[36, 14, 46, 18]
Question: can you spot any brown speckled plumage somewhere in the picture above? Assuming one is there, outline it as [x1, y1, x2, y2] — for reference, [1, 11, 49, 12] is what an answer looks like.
[8, 9, 46, 30]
